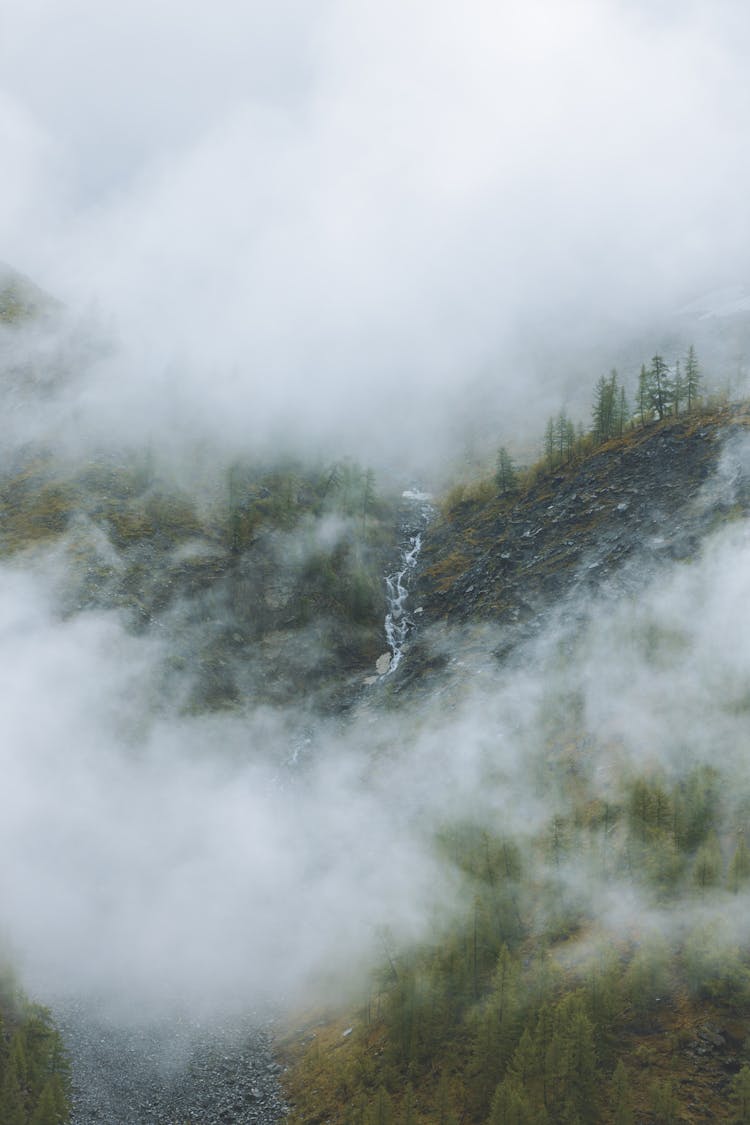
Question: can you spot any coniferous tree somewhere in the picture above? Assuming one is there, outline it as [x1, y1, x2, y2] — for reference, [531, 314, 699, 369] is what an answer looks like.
[556, 996, 597, 1122]
[592, 369, 627, 444]
[544, 411, 576, 466]
[692, 830, 723, 892]
[728, 836, 750, 893]
[362, 469, 377, 536]
[731, 1064, 750, 1123]
[592, 373, 617, 444]
[637, 364, 651, 426]
[402, 1083, 418, 1125]
[371, 1085, 393, 1125]
[30, 1082, 60, 1125]
[435, 1074, 459, 1125]
[648, 355, 671, 420]
[532, 1002, 556, 1113]
[610, 1060, 634, 1125]
[488, 1077, 535, 1125]
[508, 1028, 537, 1089]
[543, 418, 557, 463]
[617, 384, 628, 436]
[559, 413, 576, 463]
[0, 1055, 26, 1125]
[495, 447, 518, 495]
[672, 359, 685, 417]
[685, 344, 701, 411]
[649, 1077, 678, 1123]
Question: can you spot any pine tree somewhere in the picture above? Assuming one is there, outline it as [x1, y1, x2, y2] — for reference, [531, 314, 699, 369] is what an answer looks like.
[402, 1083, 418, 1125]
[509, 1029, 537, 1088]
[685, 344, 701, 411]
[610, 1060, 634, 1125]
[728, 836, 750, 893]
[544, 418, 557, 463]
[532, 1003, 556, 1113]
[0, 1055, 26, 1125]
[561, 414, 576, 463]
[592, 370, 626, 444]
[362, 468, 377, 536]
[495, 447, 518, 495]
[592, 374, 616, 444]
[731, 1064, 750, 1123]
[649, 1077, 678, 1122]
[648, 355, 671, 420]
[545, 411, 576, 465]
[371, 1085, 393, 1125]
[436, 1074, 458, 1125]
[637, 364, 651, 426]
[488, 1077, 534, 1125]
[692, 830, 723, 892]
[672, 359, 685, 417]
[557, 998, 597, 1122]
[30, 1081, 60, 1125]
[616, 384, 628, 436]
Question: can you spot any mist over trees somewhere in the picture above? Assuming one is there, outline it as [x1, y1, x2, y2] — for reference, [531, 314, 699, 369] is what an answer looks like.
[535, 345, 703, 476]
[0, 976, 69, 1125]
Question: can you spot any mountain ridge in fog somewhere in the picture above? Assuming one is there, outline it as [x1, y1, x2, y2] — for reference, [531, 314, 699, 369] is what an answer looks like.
[4, 275, 750, 1121]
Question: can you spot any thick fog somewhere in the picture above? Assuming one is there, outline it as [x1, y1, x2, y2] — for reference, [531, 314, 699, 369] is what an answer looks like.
[2, 438, 750, 1018]
[3, 0, 750, 1029]
[2, 1, 750, 465]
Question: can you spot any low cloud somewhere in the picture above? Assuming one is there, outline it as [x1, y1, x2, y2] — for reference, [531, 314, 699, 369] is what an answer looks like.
[1, 2, 750, 469]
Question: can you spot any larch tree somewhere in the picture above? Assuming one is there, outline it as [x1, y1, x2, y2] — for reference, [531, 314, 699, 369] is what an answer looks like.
[637, 364, 651, 426]
[685, 344, 701, 411]
[495, 447, 518, 495]
[648, 354, 671, 420]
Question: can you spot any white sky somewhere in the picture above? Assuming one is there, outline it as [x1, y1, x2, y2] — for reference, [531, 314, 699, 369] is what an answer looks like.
[2, 0, 750, 462]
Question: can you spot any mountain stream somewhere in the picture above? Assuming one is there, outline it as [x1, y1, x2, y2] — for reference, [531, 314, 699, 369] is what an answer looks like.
[382, 490, 434, 675]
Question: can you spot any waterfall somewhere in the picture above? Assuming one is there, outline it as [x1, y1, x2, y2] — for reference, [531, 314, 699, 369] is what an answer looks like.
[382, 490, 433, 675]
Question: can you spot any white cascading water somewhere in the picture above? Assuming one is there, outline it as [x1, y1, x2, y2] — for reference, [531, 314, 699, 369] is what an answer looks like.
[382, 490, 433, 674]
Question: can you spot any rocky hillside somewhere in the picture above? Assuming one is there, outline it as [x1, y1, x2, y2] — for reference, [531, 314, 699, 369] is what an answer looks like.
[278, 403, 750, 1125]
[417, 404, 750, 633]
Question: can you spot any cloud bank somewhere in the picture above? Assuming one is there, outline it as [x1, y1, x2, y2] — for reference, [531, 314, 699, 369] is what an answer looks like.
[3, 438, 750, 1017]
[1, 1, 750, 464]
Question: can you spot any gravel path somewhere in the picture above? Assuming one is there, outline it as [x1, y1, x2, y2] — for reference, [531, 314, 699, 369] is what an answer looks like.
[53, 1000, 288, 1124]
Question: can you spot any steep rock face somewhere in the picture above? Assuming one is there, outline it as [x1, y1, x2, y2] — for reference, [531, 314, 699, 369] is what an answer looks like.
[414, 406, 750, 639]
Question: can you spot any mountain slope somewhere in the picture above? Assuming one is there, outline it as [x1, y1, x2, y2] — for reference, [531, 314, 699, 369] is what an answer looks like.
[417, 404, 750, 631]
[279, 404, 750, 1125]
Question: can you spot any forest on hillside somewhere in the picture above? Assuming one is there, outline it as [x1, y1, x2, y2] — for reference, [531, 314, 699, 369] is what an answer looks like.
[280, 381, 750, 1125]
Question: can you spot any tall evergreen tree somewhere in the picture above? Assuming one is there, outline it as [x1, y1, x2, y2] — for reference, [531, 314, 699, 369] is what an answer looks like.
[592, 373, 616, 444]
[592, 369, 627, 444]
[672, 359, 685, 417]
[731, 1064, 750, 1123]
[0, 1055, 26, 1125]
[685, 344, 701, 411]
[488, 1077, 535, 1125]
[610, 1060, 634, 1125]
[617, 384, 628, 436]
[728, 836, 750, 893]
[543, 418, 557, 463]
[402, 1083, 418, 1125]
[495, 447, 518, 495]
[637, 364, 651, 426]
[648, 355, 671, 420]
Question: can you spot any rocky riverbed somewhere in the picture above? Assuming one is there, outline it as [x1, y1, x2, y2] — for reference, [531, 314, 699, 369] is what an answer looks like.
[53, 1000, 288, 1124]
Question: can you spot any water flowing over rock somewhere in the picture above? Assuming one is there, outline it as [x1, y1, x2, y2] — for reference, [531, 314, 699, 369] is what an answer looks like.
[382, 490, 434, 674]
